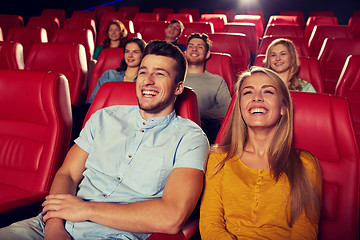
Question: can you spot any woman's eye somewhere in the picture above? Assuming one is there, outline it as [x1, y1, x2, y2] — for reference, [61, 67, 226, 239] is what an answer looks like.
[242, 91, 252, 95]
[264, 90, 274, 94]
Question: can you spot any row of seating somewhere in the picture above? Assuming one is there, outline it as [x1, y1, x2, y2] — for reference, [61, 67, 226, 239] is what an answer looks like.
[0, 70, 358, 239]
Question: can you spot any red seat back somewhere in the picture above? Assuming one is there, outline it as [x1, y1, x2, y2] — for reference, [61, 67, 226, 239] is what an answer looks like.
[26, 16, 60, 40]
[71, 10, 96, 22]
[214, 10, 236, 22]
[5, 26, 48, 61]
[308, 25, 353, 58]
[166, 13, 193, 23]
[84, 82, 200, 127]
[223, 23, 258, 55]
[41, 8, 66, 28]
[318, 38, 360, 94]
[139, 21, 167, 42]
[178, 8, 200, 21]
[153, 8, 174, 21]
[63, 18, 97, 44]
[206, 52, 236, 96]
[0, 41, 24, 70]
[216, 91, 360, 240]
[51, 28, 95, 62]
[254, 55, 324, 93]
[280, 10, 305, 28]
[258, 36, 310, 57]
[305, 16, 339, 41]
[335, 55, 360, 148]
[133, 13, 159, 32]
[183, 22, 214, 36]
[86, 48, 123, 102]
[0, 69, 72, 214]
[267, 15, 301, 26]
[99, 11, 126, 29]
[263, 24, 304, 38]
[25, 42, 88, 106]
[348, 16, 360, 38]
[118, 6, 140, 20]
[94, 5, 115, 26]
[0, 14, 24, 38]
[233, 15, 264, 39]
[208, 33, 250, 76]
[200, 14, 227, 32]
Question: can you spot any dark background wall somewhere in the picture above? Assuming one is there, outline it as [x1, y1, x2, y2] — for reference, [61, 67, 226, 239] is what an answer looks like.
[2, 0, 360, 25]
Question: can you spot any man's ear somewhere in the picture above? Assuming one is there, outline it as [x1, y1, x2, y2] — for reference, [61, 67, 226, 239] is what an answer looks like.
[205, 51, 211, 60]
[175, 81, 184, 96]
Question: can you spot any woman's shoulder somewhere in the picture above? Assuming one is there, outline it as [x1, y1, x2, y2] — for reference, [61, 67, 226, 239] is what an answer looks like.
[298, 79, 317, 93]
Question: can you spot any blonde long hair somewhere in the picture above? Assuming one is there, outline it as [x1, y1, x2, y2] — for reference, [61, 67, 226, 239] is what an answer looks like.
[213, 67, 321, 227]
[263, 38, 303, 91]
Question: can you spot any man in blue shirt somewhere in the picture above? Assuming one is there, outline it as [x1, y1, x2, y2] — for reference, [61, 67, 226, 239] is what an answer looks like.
[0, 41, 209, 240]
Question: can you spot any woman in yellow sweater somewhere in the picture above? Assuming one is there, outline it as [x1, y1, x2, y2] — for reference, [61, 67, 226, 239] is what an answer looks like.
[199, 67, 322, 239]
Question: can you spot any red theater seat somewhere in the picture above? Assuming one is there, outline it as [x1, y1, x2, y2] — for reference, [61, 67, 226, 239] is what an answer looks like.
[208, 33, 250, 77]
[183, 22, 214, 36]
[178, 8, 200, 22]
[0, 14, 24, 38]
[304, 16, 339, 41]
[139, 21, 167, 42]
[348, 16, 360, 38]
[153, 7, 174, 21]
[166, 13, 193, 23]
[99, 11, 126, 28]
[51, 29, 95, 63]
[216, 91, 360, 240]
[206, 52, 236, 95]
[280, 10, 305, 28]
[267, 15, 301, 26]
[26, 16, 60, 40]
[308, 25, 353, 58]
[133, 13, 159, 33]
[25, 43, 88, 106]
[254, 55, 324, 93]
[263, 24, 304, 38]
[0, 41, 24, 69]
[258, 36, 310, 57]
[118, 6, 140, 21]
[335, 55, 360, 148]
[41, 8, 66, 28]
[94, 5, 115, 26]
[214, 10, 236, 22]
[309, 11, 335, 17]
[86, 48, 123, 102]
[233, 15, 264, 39]
[318, 38, 360, 94]
[0, 69, 72, 215]
[5, 26, 48, 61]
[63, 18, 97, 44]
[200, 14, 227, 32]
[71, 10, 96, 23]
[223, 23, 258, 55]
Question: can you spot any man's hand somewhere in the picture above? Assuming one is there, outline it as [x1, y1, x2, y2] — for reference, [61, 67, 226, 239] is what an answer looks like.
[42, 194, 90, 223]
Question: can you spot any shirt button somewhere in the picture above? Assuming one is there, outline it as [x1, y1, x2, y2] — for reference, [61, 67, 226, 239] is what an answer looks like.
[141, 129, 144, 133]
[116, 177, 121, 181]
[128, 154, 132, 158]
[103, 193, 107, 197]
[142, 122, 146, 125]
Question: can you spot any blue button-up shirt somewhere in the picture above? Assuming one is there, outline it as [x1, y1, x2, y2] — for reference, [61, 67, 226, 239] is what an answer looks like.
[65, 105, 209, 239]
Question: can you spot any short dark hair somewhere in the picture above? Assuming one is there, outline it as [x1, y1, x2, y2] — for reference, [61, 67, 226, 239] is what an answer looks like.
[167, 19, 184, 32]
[187, 33, 212, 52]
[142, 40, 187, 83]
[117, 38, 146, 72]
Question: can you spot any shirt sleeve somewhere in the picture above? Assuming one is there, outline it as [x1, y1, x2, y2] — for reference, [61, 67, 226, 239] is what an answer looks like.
[201, 77, 232, 119]
[199, 153, 237, 240]
[173, 123, 209, 171]
[74, 110, 98, 153]
[299, 79, 317, 93]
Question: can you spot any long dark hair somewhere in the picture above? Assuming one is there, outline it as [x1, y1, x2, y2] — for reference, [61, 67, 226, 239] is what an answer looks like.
[103, 20, 128, 48]
[117, 38, 146, 72]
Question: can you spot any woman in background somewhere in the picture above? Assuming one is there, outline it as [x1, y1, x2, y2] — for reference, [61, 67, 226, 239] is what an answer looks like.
[263, 38, 316, 92]
[200, 67, 322, 239]
[87, 37, 146, 103]
[93, 20, 128, 60]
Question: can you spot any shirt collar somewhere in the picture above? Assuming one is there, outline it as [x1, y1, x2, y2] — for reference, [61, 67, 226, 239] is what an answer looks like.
[136, 108, 176, 129]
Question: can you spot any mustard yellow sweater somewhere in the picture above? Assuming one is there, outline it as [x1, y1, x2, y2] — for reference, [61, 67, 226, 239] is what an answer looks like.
[199, 151, 321, 240]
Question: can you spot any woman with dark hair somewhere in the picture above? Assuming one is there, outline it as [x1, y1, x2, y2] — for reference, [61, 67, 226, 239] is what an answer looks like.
[93, 20, 128, 60]
[199, 67, 322, 239]
[263, 38, 316, 92]
[87, 38, 146, 103]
